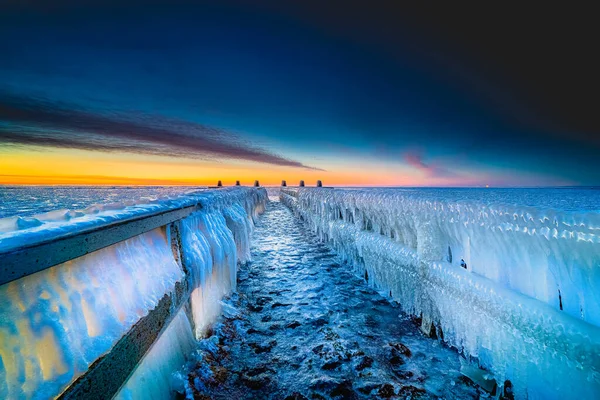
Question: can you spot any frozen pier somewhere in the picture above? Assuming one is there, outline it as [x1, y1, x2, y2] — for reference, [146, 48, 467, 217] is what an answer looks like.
[1, 184, 599, 399]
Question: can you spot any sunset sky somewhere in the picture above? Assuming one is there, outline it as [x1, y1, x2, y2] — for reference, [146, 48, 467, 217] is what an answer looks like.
[0, 2, 598, 186]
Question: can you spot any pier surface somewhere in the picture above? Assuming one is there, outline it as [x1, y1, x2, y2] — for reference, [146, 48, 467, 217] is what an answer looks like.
[188, 199, 479, 399]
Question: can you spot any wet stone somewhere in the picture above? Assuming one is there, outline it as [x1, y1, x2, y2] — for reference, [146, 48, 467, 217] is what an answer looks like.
[286, 321, 302, 329]
[355, 356, 373, 371]
[378, 383, 395, 398]
[240, 374, 270, 390]
[247, 304, 263, 312]
[284, 393, 308, 400]
[389, 342, 412, 357]
[321, 360, 342, 370]
[330, 380, 356, 398]
[272, 302, 292, 308]
[397, 385, 427, 398]
[256, 296, 273, 306]
[357, 383, 380, 394]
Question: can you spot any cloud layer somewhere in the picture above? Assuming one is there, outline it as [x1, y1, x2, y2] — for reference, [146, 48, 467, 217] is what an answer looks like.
[0, 92, 321, 170]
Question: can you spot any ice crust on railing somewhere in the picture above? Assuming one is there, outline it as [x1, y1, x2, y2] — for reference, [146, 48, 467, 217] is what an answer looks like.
[114, 308, 197, 400]
[0, 187, 266, 252]
[0, 228, 182, 400]
[0, 187, 267, 400]
[281, 188, 600, 399]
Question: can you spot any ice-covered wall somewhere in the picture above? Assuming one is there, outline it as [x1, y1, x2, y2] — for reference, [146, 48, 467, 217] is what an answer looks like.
[281, 188, 600, 399]
[0, 187, 267, 400]
[114, 308, 197, 400]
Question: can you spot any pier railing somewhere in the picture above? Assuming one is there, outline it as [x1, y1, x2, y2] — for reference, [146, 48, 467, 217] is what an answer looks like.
[0, 186, 268, 400]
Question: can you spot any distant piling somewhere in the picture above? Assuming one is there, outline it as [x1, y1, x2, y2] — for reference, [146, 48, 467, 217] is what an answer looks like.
[281, 180, 287, 187]
[254, 180, 260, 187]
[235, 180, 241, 186]
[299, 180, 305, 187]
[217, 180, 223, 187]
[317, 180, 322, 187]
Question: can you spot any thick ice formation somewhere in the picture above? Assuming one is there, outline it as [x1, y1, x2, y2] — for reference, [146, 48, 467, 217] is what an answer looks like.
[114, 308, 197, 400]
[281, 187, 600, 399]
[0, 187, 267, 399]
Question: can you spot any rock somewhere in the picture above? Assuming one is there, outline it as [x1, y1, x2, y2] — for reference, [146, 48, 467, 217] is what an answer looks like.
[286, 321, 302, 329]
[503, 380, 515, 400]
[247, 328, 266, 335]
[389, 342, 412, 357]
[311, 317, 329, 327]
[389, 351, 405, 366]
[387, 344, 409, 366]
[321, 360, 342, 370]
[355, 356, 373, 371]
[248, 340, 277, 354]
[323, 329, 340, 341]
[310, 377, 342, 392]
[256, 296, 273, 306]
[261, 315, 272, 322]
[248, 304, 264, 312]
[272, 302, 292, 308]
[312, 344, 325, 355]
[397, 385, 426, 398]
[212, 366, 228, 383]
[240, 374, 270, 390]
[284, 393, 308, 400]
[246, 365, 272, 377]
[392, 370, 414, 380]
[364, 315, 379, 328]
[330, 380, 355, 398]
[378, 383, 395, 398]
[357, 384, 380, 394]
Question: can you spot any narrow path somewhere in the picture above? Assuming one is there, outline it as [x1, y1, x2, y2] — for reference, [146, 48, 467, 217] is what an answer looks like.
[187, 200, 479, 399]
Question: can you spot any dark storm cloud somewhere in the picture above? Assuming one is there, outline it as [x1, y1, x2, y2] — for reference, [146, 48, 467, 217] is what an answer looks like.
[0, 93, 322, 170]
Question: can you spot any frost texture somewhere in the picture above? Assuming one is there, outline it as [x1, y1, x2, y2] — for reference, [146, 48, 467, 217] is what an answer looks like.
[281, 187, 600, 399]
[114, 308, 197, 400]
[0, 187, 267, 400]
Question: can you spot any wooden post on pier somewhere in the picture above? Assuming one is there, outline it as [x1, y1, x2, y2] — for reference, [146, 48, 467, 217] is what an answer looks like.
[317, 180, 322, 187]
[236, 180, 241, 186]
[299, 180, 305, 187]
[254, 180, 260, 187]
[281, 180, 287, 187]
[217, 180, 223, 187]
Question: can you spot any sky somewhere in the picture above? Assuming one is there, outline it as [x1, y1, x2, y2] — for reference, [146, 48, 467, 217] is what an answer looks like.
[0, 1, 598, 186]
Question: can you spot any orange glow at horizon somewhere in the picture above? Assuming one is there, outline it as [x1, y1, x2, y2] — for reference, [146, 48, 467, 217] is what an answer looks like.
[1, 147, 429, 187]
